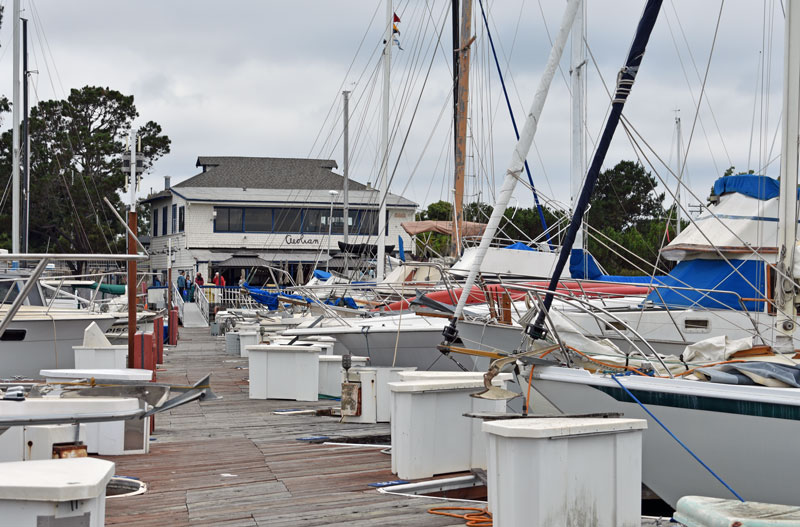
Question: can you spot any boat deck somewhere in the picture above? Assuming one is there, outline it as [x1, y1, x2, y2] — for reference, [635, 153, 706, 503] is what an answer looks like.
[101, 328, 474, 526]
[101, 327, 669, 526]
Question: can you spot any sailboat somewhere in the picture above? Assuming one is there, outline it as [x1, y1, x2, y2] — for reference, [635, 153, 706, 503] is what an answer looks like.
[508, 0, 800, 508]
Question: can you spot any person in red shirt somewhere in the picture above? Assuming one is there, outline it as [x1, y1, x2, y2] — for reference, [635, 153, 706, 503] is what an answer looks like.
[212, 272, 226, 287]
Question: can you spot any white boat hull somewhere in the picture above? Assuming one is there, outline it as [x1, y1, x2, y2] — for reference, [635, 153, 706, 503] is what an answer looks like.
[530, 365, 800, 508]
[0, 315, 116, 379]
[285, 315, 489, 372]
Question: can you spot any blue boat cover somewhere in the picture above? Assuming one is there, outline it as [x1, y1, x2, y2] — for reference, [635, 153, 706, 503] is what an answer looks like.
[504, 242, 536, 251]
[712, 174, 782, 200]
[697, 362, 800, 388]
[242, 282, 358, 310]
[645, 258, 765, 311]
[398, 235, 406, 261]
[313, 270, 332, 280]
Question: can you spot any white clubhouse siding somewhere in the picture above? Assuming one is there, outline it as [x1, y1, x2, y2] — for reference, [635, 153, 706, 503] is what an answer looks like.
[146, 192, 416, 278]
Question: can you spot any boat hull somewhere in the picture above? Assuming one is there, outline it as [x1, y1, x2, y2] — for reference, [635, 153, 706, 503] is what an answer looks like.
[0, 315, 116, 379]
[530, 365, 800, 508]
[334, 327, 488, 372]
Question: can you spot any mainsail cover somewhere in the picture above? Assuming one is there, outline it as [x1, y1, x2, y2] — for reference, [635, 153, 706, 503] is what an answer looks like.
[401, 220, 486, 237]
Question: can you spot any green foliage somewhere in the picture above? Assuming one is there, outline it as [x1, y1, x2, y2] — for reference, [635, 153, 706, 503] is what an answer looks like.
[588, 160, 664, 231]
[0, 86, 170, 260]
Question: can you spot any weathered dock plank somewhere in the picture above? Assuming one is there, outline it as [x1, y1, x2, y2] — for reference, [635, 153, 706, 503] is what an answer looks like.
[102, 328, 471, 526]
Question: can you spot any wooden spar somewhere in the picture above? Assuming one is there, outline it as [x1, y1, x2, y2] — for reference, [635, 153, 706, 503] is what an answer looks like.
[452, 0, 473, 257]
[446, 0, 582, 331]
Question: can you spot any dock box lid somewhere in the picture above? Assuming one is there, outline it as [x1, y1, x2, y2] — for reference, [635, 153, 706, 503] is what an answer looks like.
[0, 458, 115, 502]
[482, 417, 647, 439]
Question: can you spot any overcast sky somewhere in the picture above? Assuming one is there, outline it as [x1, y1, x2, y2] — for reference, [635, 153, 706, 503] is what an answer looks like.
[0, 0, 786, 216]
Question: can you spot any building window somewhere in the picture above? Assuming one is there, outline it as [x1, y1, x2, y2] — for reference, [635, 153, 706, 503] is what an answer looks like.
[356, 210, 379, 235]
[179, 206, 185, 232]
[161, 207, 167, 236]
[172, 204, 177, 233]
[273, 208, 302, 233]
[214, 207, 244, 232]
[153, 208, 159, 237]
[244, 208, 271, 232]
[302, 209, 324, 233]
[209, 206, 385, 235]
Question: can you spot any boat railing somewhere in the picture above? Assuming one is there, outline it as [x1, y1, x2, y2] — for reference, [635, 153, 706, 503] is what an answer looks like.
[0, 253, 148, 339]
[196, 285, 210, 324]
[484, 281, 673, 378]
[172, 282, 185, 321]
[485, 274, 768, 345]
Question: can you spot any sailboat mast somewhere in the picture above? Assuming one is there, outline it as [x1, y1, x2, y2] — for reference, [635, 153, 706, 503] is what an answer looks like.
[675, 114, 683, 236]
[452, 0, 473, 257]
[11, 0, 21, 254]
[377, 0, 392, 280]
[342, 90, 350, 245]
[774, 0, 800, 350]
[22, 17, 29, 253]
[444, 0, 582, 338]
[452, 0, 459, 182]
[570, 0, 586, 250]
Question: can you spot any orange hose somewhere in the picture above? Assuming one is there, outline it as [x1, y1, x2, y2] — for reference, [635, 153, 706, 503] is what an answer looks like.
[428, 506, 492, 526]
[525, 364, 535, 415]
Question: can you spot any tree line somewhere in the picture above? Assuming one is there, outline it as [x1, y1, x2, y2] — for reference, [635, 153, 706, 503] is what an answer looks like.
[0, 86, 170, 267]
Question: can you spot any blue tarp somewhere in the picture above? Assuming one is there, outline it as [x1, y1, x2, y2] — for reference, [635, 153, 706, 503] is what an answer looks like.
[313, 270, 332, 280]
[570, 249, 668, 284]
[504, 242, 536, 251]
[242, 282, 358, 311]
[712, 174, 784, 200]
[398, 236, 406, 262]
[570, 249, 604, 279]
[644, 258, 766, 311]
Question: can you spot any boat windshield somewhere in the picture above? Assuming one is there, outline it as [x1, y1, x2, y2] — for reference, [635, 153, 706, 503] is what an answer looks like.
[0, 281, 20, 304]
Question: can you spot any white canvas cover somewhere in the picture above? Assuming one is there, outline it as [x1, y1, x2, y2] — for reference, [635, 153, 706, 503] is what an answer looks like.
[661, 192, 780, 262]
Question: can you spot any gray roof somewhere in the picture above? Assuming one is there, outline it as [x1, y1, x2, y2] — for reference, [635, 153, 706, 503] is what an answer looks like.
[175, 156, 366, 191]
[169, 187, 416, 208]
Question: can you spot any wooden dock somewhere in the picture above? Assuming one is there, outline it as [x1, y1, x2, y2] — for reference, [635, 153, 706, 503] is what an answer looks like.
[102, 328, 473, 526]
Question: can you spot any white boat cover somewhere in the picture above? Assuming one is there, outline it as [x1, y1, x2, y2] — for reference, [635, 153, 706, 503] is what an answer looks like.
[681, 335, 753, 363]
[662, 192, 780, 262]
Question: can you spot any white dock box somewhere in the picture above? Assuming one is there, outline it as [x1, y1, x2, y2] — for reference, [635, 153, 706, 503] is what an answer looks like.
[73, 345, 128, 370]
[1, 395, 148, 456]
[0, 457, 114, 527]
[225, 332, 240, 355]
[482, 418, 647, 527]
[388, 374, 510, 479]
[238, 331, 259, 357]
[318, 355, 368, 397]
[38, 369, 153, 456]
[248, 344, 321, 401]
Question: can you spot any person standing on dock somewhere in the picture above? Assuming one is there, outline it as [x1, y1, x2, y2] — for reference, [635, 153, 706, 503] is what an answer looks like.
[177, 270, 187, 300]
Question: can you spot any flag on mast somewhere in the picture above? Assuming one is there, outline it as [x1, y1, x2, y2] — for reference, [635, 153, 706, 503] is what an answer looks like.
[392, 13, 403, 50]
